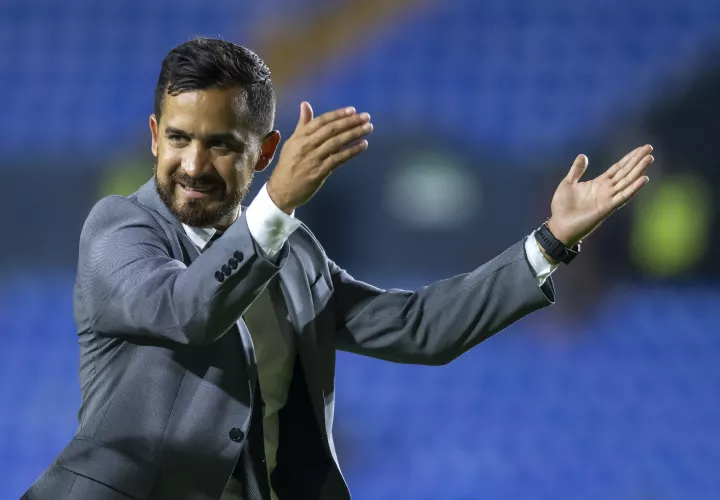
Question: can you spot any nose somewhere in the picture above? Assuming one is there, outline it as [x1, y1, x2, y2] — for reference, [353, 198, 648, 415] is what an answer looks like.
[180, 143, 212, 177]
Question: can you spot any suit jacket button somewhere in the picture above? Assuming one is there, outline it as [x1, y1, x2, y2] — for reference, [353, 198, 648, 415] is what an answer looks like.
[222, 265, 231, 276]
[233, 251, 244, 262]
[214, 271, 225, 282]
[229, 427, 244, 442]
[228, 258, 238, 269]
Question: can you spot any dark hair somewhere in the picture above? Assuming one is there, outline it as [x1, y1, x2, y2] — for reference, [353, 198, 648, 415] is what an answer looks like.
[154, 36, 276, 135]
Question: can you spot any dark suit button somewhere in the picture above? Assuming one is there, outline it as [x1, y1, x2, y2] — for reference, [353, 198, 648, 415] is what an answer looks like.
[233, 251, 244, 262]
[228, 258, 238, 269]
[229, 427, 244, 442]
[214, 271, 225, 282]
[222, 265, 232, 276]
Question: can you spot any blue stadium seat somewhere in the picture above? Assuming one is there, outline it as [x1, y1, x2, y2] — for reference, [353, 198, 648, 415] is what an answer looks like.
[2, 0, 719, 164]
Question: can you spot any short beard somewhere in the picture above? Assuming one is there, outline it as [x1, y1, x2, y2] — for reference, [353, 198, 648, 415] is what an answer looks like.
[155, 167, 252, 228]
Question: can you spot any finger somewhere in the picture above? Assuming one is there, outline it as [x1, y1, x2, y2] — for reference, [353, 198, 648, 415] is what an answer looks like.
[611, 175, 649, 209]
[609, 145, 653, 183]
[565, 154, 588, 183]
[612, 154, 654, 194]
[303, 106, 356, 135]
[341, 138, 368, 150]
[322, 140, 369, 172]
[294, 101, 314, 131]
[316, 121, 373, 158]
[605, 145, 652, 179]
[307, 112, 371, 147]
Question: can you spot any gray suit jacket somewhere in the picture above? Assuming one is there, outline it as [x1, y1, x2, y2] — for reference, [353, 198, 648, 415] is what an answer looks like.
[25, 178, 554, 500]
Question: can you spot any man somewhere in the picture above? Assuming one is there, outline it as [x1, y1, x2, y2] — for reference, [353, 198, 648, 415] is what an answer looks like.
[24, 37, 653, 500]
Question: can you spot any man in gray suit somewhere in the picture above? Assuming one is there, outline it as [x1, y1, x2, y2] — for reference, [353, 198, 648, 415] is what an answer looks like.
[24, 37, 654, 500]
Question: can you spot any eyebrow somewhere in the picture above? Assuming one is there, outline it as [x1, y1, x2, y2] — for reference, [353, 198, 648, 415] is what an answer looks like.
[165, 127, 241, 144]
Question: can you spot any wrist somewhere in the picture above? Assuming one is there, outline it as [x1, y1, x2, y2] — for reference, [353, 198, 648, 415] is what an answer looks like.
[266, 178, 295, 215]
[535, 238, 560, 265]
[546, 217, 579, 248]
[534, 220, 581, 265]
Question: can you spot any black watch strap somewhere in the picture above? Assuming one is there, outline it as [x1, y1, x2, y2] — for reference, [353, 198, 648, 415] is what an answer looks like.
[534, 222, 580, 264]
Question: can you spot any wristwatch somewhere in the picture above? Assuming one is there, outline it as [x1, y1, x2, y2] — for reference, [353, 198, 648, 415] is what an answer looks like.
[534, 221, 581, 265]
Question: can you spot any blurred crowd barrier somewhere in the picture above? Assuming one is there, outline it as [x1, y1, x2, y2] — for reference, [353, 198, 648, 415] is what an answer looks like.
[1, 0, 719, 498]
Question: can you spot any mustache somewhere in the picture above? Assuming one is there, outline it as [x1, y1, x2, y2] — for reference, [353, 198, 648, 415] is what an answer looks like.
[172, 173, 224, 190]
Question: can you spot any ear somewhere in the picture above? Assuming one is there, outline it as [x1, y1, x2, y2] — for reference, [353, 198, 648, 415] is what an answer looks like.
[254, 131, 281, 172]
[149, 114, 159, 157]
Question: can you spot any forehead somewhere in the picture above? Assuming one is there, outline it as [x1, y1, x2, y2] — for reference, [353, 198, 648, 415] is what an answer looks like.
[160, 88, 251, 133]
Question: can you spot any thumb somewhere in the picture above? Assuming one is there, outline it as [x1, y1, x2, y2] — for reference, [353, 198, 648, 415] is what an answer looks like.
[565, 154, 588, 183]
[295, 101, 313, 130]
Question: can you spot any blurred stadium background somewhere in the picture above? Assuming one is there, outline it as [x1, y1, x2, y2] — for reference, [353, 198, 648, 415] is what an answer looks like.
[1, 0, 720, 498]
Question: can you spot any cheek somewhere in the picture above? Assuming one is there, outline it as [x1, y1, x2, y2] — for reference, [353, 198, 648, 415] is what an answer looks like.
[156, 149, 181, 179]
[217, 157, 251, 188]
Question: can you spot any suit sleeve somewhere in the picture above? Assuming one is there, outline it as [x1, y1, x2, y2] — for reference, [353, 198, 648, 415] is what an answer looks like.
[78, 196, 287, 345]
[331, 238, 555, 365]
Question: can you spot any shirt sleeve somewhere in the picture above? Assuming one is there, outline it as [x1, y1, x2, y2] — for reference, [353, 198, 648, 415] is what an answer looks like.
[245, 183, 302, 260]
[524, 230, 559, 286]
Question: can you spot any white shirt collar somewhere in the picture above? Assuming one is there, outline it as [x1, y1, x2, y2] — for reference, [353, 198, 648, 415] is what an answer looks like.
[182, 224, 217, 250]
[181, 207, 243, 251]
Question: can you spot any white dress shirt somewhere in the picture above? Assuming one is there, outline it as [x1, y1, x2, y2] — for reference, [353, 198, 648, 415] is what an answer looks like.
[184, 183, 557, 499]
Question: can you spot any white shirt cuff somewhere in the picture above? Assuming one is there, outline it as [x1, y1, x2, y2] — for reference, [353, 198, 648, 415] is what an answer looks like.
[524, 231, 558, 286]
[245, 183, 302, 260]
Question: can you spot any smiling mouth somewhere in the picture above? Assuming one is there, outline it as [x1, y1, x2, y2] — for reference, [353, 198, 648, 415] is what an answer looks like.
[177, 182, 219, 199]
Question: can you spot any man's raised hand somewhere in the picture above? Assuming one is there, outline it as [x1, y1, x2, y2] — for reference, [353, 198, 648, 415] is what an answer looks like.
[547, 145, 654, 247]
[267, 102, 373, 214]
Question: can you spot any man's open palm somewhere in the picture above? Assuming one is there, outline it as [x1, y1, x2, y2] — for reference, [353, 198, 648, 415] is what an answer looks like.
[548, 145, 654, 246]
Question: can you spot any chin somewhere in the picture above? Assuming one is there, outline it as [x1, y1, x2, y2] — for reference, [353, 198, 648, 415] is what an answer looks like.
[173, 200, 223, 227]
[156, 177, 245, 228]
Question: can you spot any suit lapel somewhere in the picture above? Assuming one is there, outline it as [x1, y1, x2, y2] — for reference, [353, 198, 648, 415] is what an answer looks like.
[277, 245, 328, 437]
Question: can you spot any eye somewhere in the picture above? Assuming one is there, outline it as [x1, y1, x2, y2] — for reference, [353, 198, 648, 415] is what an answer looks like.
[210, 142, 234, 154]
[168, 134, 189, 145]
